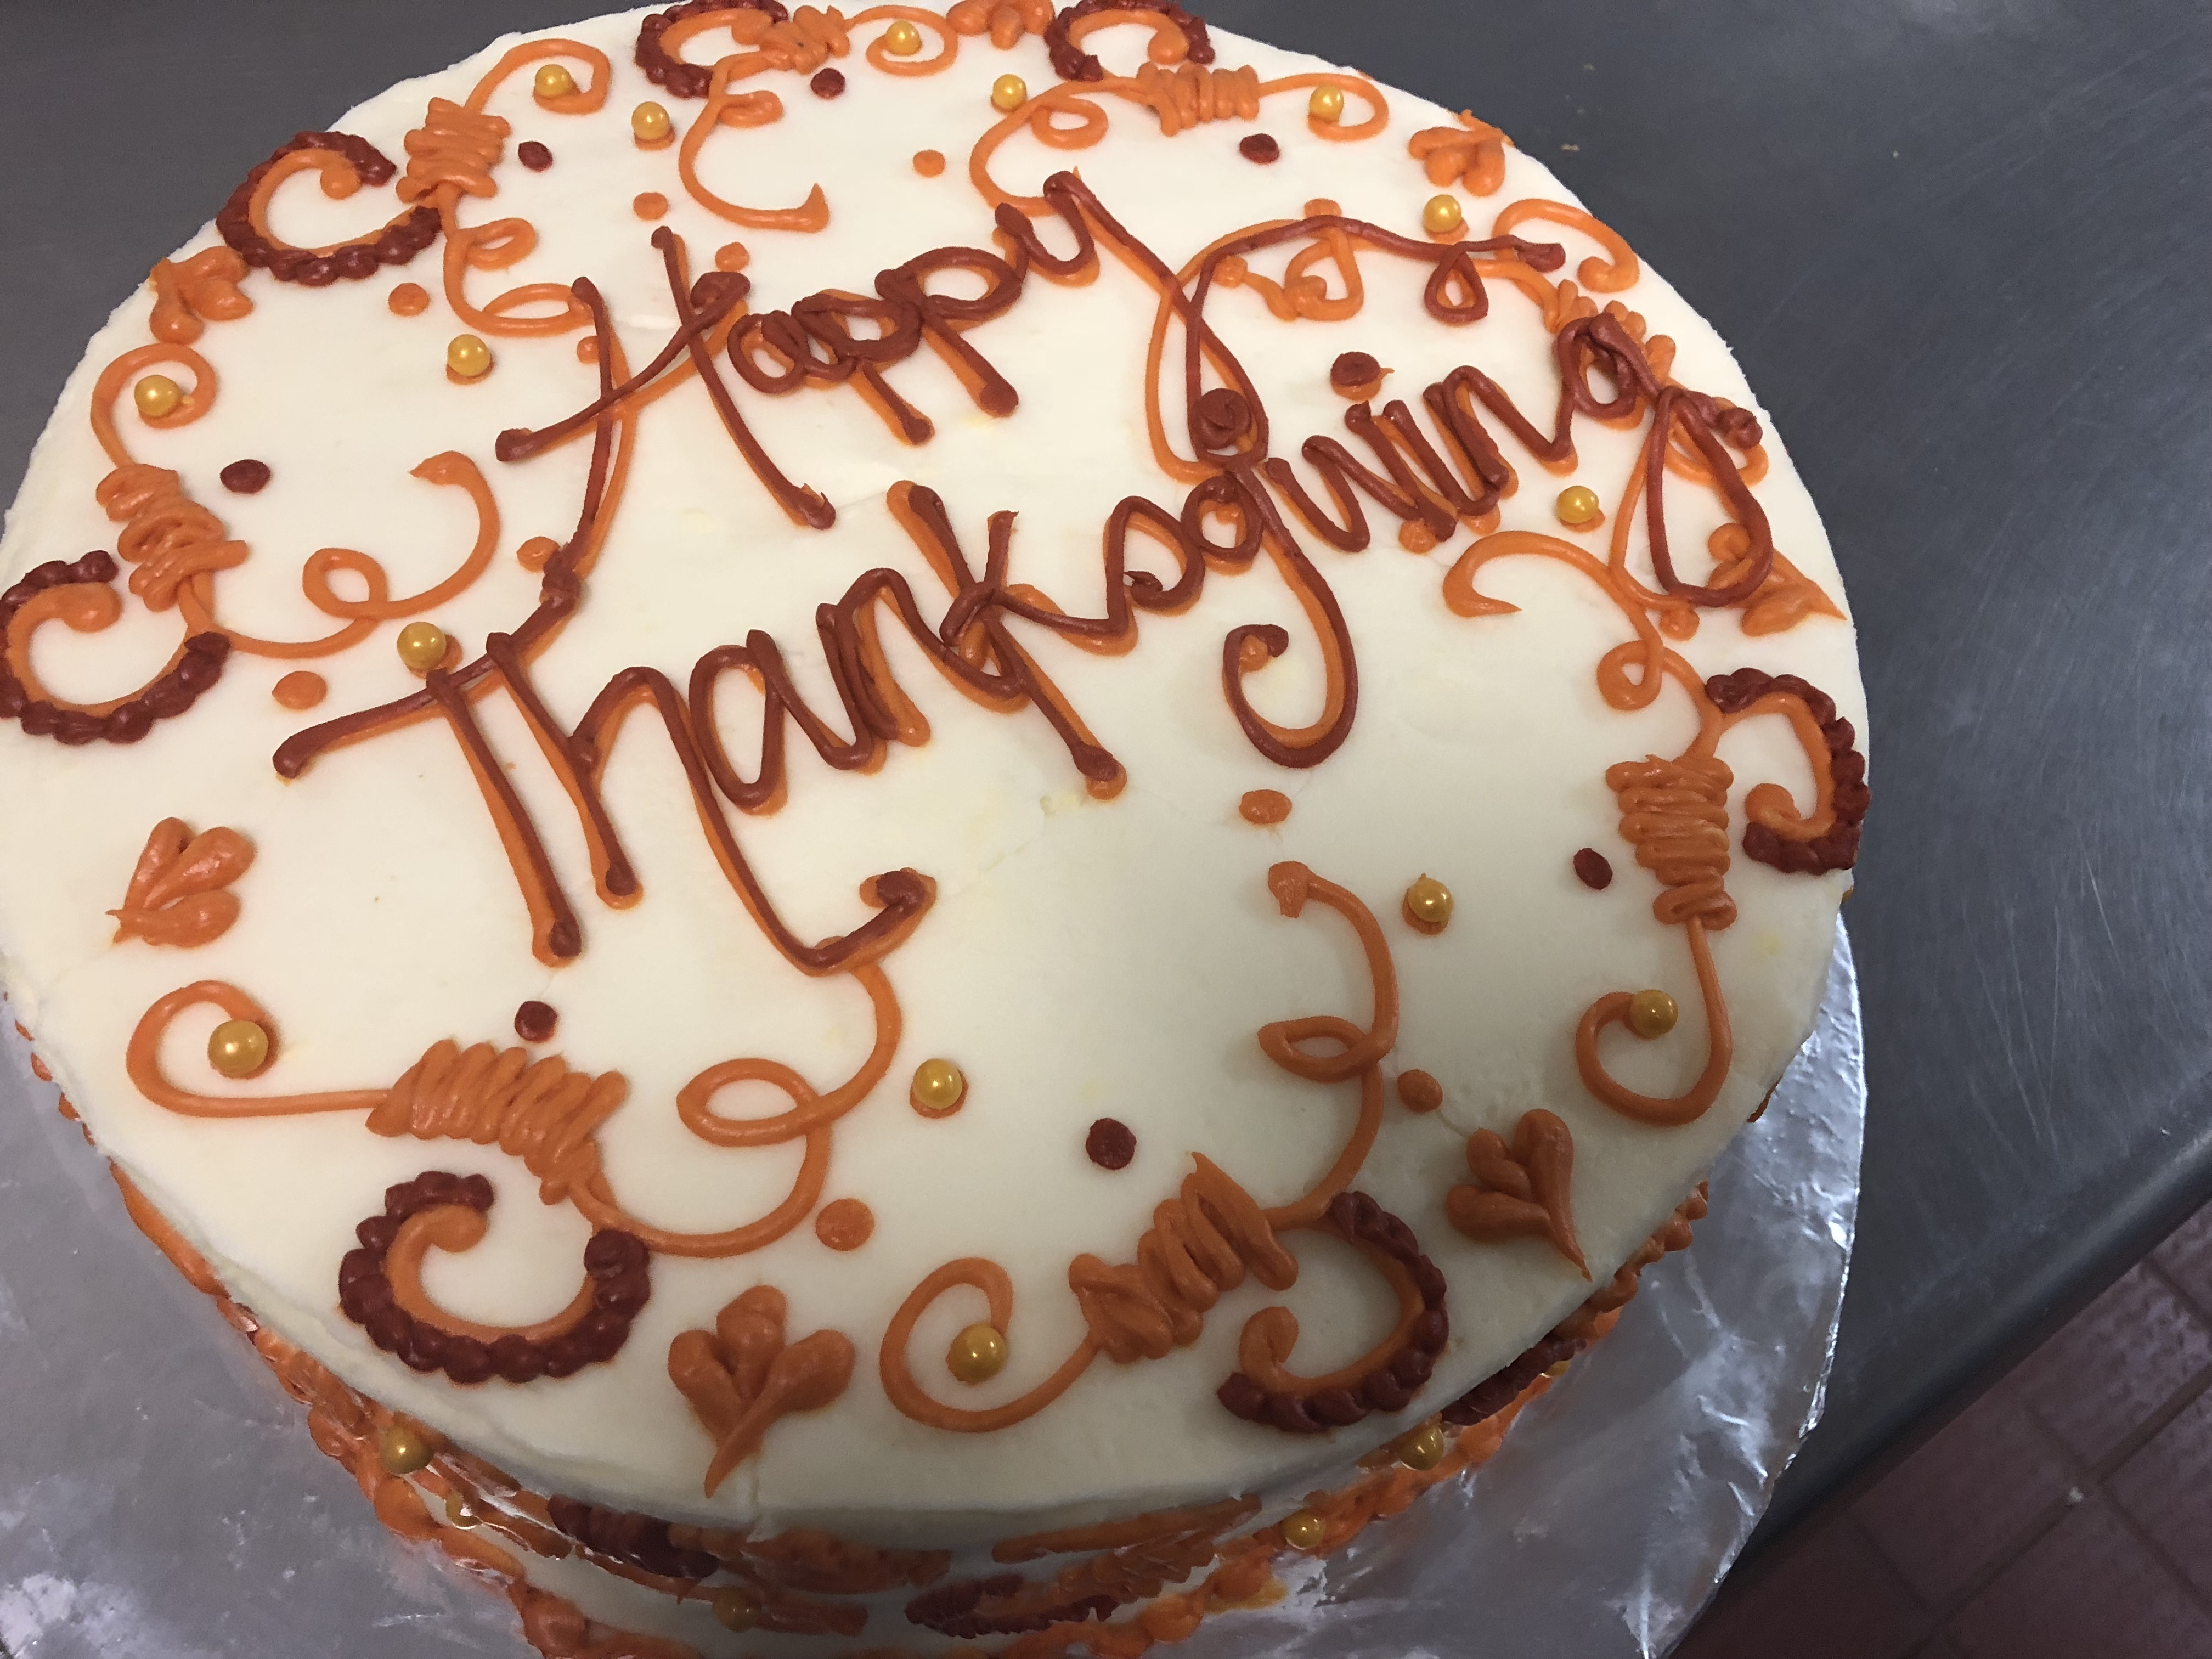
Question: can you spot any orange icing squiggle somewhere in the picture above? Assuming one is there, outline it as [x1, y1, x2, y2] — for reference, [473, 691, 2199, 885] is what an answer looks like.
[970, 69, 1387, 217]
[1065, 7, 1196, 65]
[91, 345, 215, 468]
[465, 39, 612, 115]
[247, 148, 420, 259]
[128, 966, 898, 1262]
[298, 452, 501, 620]
[880, 861, 1398, 1432]
[3, 580, 189, 716]
[125, 981, 386, 1118]
[1489, 198, 1639, 292]
[852, 5, 959, 73]
[677, 67, 830, 232]
[402, 98, 588, 336]
[879, 1256, 1105, 1431]
[385, 1205, 600, 1344]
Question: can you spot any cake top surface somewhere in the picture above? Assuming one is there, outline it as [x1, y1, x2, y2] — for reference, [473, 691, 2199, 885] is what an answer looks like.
[0, 1, 1862, 1542]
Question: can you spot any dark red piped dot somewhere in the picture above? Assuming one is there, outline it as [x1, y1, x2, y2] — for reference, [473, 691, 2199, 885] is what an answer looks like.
[1085, 1118, 1136, 1170]
[517, 140, 553, 171]
[515, 1000, 557, 1042]
[1238, 133, 1279, 164]
[1330, 351, 1381, 392]
[810, 67, 845, 98]
[219, 459, 271, 494]
[1572, 848, 1613, 890]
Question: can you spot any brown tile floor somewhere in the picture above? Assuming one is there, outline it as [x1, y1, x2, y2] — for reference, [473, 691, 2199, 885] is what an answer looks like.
[1677, 1205, 2212, 1659]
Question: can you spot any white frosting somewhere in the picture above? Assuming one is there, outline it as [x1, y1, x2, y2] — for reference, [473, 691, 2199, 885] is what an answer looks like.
[0, 3, 1861, 1560]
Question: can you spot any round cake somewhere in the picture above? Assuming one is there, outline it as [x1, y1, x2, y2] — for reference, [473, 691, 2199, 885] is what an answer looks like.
[0, 2, 1866, 1652]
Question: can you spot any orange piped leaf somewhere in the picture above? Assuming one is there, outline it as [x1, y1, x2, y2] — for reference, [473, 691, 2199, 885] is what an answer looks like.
[110, 820, 253, 947]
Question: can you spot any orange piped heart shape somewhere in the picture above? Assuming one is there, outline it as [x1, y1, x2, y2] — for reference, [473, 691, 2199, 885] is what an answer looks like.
[1445, 1108, 1587, 1277]
[669, 1285, 855, 1497]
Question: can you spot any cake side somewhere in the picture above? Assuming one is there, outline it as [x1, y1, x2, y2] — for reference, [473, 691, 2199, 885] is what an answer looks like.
[0, 0, 1863, 1566]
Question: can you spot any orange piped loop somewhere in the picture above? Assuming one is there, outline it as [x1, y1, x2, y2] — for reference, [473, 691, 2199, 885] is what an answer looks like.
[678, 64, 831, 232]
[91, 344, 216, 467]
[464, 38, 612, 115]
[383, 1205, 600, 1344]
[298, 452, 502, 621]
[677, 966, 899, 1149]
[125, 981, 387, 1119]
[1215, 202, 1365, 323]
[853, 5, 958, 72]
[400, 96, 590, 335]
[245, 148, 421, 261]
[1272, 71, 1389, 141]
[1491, 198, 1639, 292]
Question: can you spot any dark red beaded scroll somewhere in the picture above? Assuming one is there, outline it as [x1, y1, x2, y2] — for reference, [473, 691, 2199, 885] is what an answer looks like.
[1216, 1191, 1448, 1434]
[1703, 668, 1867, 874]
[636, 0, 791, 100]
[0, 552, 230, 746]
[217, 133, 439, 287]
[337, 1171, 650, 1385]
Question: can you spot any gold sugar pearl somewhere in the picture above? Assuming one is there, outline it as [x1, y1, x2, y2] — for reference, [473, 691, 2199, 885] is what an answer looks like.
[991, 73, 1028, 111]
[1543, 1359, 1572, 1379]
[1627, 988, 1679, 1040]
[207, 1018, 269, 1079]
[1421, 193, 1464, 236]
[883, 19, 924, 54]
[447, 333, 492, 380]
[632, 100, 673, 143]
[947, 1322, 1008, 1385]
[1308, 84, 1345, 123]
[712, 1587, 763, 1633]
[397, 620, 449, 675]
[533, 63, 578, 100]
[377, 1420, 435, 1476]
[133, 374, 183, 420]
[1280, 1509, 1326, 1551]
[1402, 874, 1454, 935]
[1393, 1421, 1449, 1471]
[442, 1490, 481, 1528]
[1555, 484, 1602, 527]
[910, 1057, 967, 1116]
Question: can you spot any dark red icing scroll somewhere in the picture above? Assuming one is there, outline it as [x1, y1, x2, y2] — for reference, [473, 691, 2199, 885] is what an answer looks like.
[216, 133, 440, 286]
[337, 1171, 650, 1385]
[0, 551, 229, 747]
